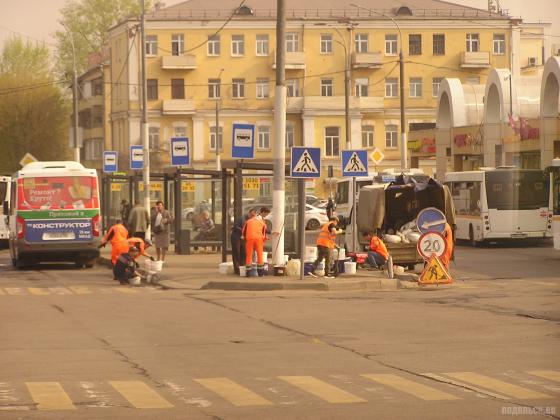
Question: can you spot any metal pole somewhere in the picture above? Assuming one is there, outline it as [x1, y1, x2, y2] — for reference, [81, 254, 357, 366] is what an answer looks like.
[298, 178, 305, 280]
[272, 0, 287, 268]
[221, 168, 228, 263]
[215, 69, 224, 171]
[62, 23, 80, 163]
[399, 48, 407, 170]
[140, 0, 151, 240]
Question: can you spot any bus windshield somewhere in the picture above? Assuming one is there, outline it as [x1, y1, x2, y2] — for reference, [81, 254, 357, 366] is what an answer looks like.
[18, 176, 98, 210]
[485, 170, 548, 210]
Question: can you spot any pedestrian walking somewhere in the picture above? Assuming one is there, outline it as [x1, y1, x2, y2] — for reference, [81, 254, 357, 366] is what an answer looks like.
[364, 232, 389, 270]
[326, 197, 336, 219]
[310, 216, 341, 278]
[242, 209, 267, 277]
[231, 208, 256, 275]
[120, 200, 132, 230]
[113, 246, 142, 285]
[100, 219, 129, 265]
[127, 200, 150, 240]
[150, 200, 173, 262]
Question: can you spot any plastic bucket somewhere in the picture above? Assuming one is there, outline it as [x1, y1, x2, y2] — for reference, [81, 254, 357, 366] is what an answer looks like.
[219, 262, 233, 274]
[337, 248, 346, 260]
[262, 252, 268, 262]
[303, 262, 314, 275]
[239, 266, 247, 277]
[344, 261, 357, 275]
[284, 255, 290, 264]
[129, 276, 141, 286]
[273, 265, 286, 276]
[305, 246, 317, 261]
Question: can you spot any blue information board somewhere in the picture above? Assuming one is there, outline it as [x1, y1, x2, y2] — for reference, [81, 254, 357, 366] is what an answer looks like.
[232, 124, 255, 159]
[103, 151, 118, 173]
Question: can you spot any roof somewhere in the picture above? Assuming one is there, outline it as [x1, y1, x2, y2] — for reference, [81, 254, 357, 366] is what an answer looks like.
[147, 0, 509, 20]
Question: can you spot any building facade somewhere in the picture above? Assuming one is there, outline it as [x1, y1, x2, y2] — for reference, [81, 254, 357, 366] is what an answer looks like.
[103, 0, 550, 189]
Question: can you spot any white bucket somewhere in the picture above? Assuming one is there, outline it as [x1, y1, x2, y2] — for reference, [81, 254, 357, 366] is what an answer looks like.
[129, 276, 141, 286]
[305, 246, 317, 261]
[144, 260, 163, 272]
[344, 261, 357, 275]
[337, 248, 346, 260]
[239, 266, 247, 277]
[219, 262, 234, 274]
[262, 251, 268, 262]
[284, 254, 290, 264]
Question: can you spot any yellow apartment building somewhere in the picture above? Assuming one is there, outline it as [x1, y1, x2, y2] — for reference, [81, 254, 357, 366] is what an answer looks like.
[104, 0, 550, 190]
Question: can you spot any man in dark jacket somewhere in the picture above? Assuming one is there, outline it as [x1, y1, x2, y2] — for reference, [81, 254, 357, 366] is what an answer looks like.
[113, 246, 141, 285]
[230, 208, 257, 275]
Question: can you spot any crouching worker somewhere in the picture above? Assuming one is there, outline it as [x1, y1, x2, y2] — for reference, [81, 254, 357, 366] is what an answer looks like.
[113, 246, 142, 285]
[127, 237, 155, 261]
[364, 232, 389, 270]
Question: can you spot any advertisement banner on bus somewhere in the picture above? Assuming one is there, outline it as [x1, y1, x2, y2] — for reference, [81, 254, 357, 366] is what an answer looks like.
[25, 218, 93, 242]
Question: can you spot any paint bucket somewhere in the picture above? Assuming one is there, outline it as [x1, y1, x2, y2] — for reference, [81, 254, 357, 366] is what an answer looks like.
[218, 262, 234, 274]
[344, 261, 357, 275]
[239, 266, 247, 277]
[273, 265, 286, 276]
[262, 251, 268, 262]
[303, 262, 315, 275]
[129, 276, 141, 286]
[305, 246, 317, 261]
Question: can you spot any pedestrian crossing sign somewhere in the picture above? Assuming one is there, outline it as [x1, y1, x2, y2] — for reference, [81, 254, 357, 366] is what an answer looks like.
[290, 147, 321, 178]
[418, 255, 453, 286]
[341, 150, 368, 177]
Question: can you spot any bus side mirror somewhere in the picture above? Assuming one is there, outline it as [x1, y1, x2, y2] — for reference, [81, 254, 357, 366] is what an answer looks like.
[2, 201, 7, 216]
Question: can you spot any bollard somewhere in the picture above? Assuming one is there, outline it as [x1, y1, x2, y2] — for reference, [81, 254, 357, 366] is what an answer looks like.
[387, 255, 394, 279]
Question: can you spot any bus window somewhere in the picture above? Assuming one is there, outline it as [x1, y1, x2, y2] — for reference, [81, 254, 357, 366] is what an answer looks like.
[554, 173, 560, 215]
[0, 181, 7, 204]
[452, 181, 481, 216]
[486, 171, 548, 210]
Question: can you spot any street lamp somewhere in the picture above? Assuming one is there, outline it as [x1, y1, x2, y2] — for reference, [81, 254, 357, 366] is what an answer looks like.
[215, 68, 224, 171]
[350, 3, 408, 170]
[61, 22, 80, 163]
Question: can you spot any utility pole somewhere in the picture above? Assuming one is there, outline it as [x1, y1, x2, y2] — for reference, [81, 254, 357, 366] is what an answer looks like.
[272, 0, 287, 268]
[62, 22, 80, 163]
[215, 69, 224, 171]
[140, 0, 151, 238]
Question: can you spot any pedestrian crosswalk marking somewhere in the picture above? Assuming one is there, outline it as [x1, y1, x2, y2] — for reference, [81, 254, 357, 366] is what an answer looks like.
[444, 372, 552, 399]
[422, 373, 510, 399]
[68, 286, 92, 294]
[26, 382, 76, 410]
[194, 378, 272, 406]
[109, 381, 174, 409]
[114, 288, 139, 294]
[279, 376, 366, 403]
[527, 370, 560, 383]
[28, 287, 50, 296]
[48, 287, 72, 295]
[362, 374, 459, 401]
[5, 287, 26, 295]
[0, 287, 157, 296]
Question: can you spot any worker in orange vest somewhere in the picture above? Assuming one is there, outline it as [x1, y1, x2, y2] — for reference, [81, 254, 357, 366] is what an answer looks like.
[100, 219, 129, 265]
[440, 223, 454, 270]
[127, 237, 155, 261]
[364, 231, 389, 270]
[310, 216, 341, 278]
[242, 209, 268, 277]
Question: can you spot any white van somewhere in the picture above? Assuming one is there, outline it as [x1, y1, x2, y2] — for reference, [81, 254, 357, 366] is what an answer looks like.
[0, 176, 10, 247]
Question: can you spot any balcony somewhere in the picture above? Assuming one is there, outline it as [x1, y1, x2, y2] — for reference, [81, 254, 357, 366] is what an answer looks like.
[161, 55, 197, 70]
[272, 51, 305, 70]
[461, 51, 490, 68]
[287, 96, 304, 112]
[162, 99, 195, 115]
[352, 52, 383, 69]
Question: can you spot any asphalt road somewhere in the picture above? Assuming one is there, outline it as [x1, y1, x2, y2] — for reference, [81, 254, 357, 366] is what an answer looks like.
[0, 244, 559, 419]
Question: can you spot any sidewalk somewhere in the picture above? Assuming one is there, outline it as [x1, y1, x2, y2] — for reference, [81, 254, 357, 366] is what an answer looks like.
[97, 246, 402, 291]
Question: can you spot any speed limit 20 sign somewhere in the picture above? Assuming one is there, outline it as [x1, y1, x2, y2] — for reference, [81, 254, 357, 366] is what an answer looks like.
[417, 231, 447, 260]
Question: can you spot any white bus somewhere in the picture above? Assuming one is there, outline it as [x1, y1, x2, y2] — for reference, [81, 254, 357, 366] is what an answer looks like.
[0, 176, 10, 247]
[445, 168, 551, 245]
[546, 158, 560, 250]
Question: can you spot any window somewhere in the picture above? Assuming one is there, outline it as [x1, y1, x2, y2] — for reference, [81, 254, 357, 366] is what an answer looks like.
[171, 34, 184, 56]
[174, 125, 187, 138]
[232, 78, 245, 99]
[92, 105, 103, 127]
[257, 126, 270, 150]
[149, 126, 160, 150]
[432, 77, 442, 97]
[286, 79, 300, 97]
[433, 34, 445, 55]
[208, 79, 220, 99]
[320, 34, 332, 54]
[355, 78, 368, 97]
[286, 32, 299, 52]
[209, 126, 223, 151]
[146, 35, 158, 55]
[451, 181, 481, 216]
[92, 78, 103, 96]
[207, 35, 220, 55]
[385, 78, 398, 97]
[493, 33, 505, 55]
[409, 34, 422, 55]
[256, 34, 269, 55]
[409, 77, 422, 98]
[385, 124, 398, 148]
[147, 79, 158, 100]
[171, 79, 185, 99]
[324, 127, 340, 157]
[84, 139, 103, 160]
[385, 34, 397, 55]
[362, 125, 374, 148]
[231, 34, 245, 56]
[466, 33, 479, 52]
[256, 78, 269, 98]
[321, 78, 333, 97]
[355, 33, 368, 53]
[286, 124, 294, 148]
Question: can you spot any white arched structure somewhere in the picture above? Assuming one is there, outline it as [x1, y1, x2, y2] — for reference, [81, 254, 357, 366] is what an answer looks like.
[484, 68, 541, 167]
[435, 78, 484, 180]
[540, 57, 560, 168]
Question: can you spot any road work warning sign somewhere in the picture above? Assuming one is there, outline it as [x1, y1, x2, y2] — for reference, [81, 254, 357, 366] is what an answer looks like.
[418, 255, 453, 285]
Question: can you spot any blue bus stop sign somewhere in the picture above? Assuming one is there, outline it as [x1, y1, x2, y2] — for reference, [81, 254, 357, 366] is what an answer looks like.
[103, 151, 118, 173]
[170, 137, 190, 166]
[232, 123, 255, 159]
[130, 145, 144, 170]
[416, 207, 447, 235]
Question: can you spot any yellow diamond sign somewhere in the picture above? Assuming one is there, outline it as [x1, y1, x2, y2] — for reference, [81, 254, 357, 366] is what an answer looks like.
[371, 148, 385, 165]
[19, 152, 38, 167]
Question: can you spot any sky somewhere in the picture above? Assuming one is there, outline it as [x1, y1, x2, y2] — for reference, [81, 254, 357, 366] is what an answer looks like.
[0, 0, 558, 51]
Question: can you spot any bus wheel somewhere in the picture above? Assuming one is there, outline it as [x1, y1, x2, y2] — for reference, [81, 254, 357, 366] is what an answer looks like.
[469, 225, 478, 248]
[84, 258, 96, 269]
[16, 258, 28, 269]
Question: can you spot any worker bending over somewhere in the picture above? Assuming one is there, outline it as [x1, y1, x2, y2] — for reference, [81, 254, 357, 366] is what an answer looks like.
[100, 219, 129, 265]
[242, 207, 269, 277]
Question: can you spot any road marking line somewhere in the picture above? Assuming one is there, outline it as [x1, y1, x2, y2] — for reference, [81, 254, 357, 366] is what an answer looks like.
[4, 288, 27, 296]
[423, 373, 510, 399]
[362, 374, 459, 401]
[48, 287, 73, 295]
[109, 380, 173, 409]
[28, 288, 50, 296]
[25, 382, 76, 410]
[194, 378, 273, 406]
[279, 376, 366, 403]
[114, 288, 139, 294]
[527, 371, 560, 383]
[444, 372, 552, 399]
[68, 286, 92, 295]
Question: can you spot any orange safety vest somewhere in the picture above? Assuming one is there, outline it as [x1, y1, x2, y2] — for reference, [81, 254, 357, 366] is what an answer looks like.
[369, 237, 389, 260]
[441, 223, 454, 268]
[316, 223, 336, 249]
[243, 217, 266, 240]
[103, 223, 128, 245]
[127, 237, 147, 257]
